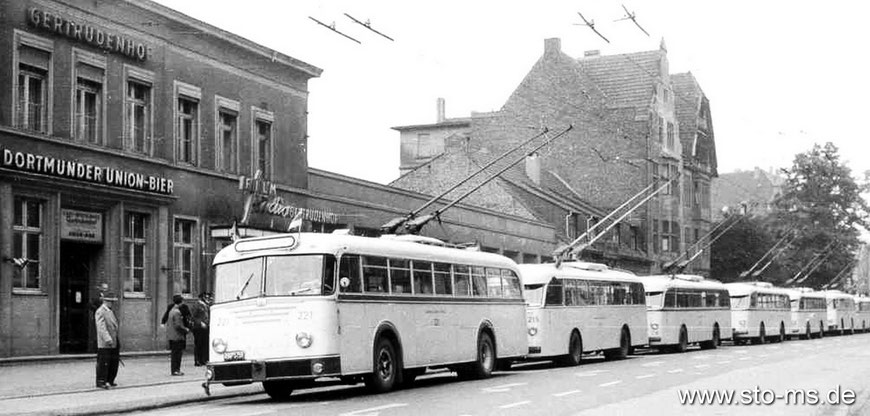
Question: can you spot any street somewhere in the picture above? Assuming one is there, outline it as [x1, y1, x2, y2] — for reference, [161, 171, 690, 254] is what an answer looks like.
[124, 333, 870, 416]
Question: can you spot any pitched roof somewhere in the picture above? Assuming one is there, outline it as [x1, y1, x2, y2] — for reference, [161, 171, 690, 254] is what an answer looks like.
[671, 72, 702, 158]
[577, 50, 663, 109]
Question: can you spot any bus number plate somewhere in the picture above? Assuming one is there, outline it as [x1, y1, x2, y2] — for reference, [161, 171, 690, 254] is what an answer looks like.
[223, 350, 246, 361]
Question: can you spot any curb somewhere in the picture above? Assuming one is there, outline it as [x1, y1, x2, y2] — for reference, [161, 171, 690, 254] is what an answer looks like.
[0, 351, 170, 366]
[0, 378, 198, 401]
[66, 386, 264, 416]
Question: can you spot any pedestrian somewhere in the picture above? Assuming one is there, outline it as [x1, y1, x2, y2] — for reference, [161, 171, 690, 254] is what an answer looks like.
[167, 294, 190, 376]
[95, 291, 120, 389]
[189, 292, 211, 366]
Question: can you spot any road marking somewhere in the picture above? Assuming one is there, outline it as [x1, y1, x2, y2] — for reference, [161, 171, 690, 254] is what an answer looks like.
[738, 357, 751, 361]
[599, 380, 622, 387]
[641, 361, 664, 367]
[483, 382, 528, 393]
[732, 350, 748, 354]
[553, 389, 582, 397]
[339, 403, 408, 416]
[667, 369, 684, 374]
[499, 401, 531, 409]
[692, 354, 711, 360]
[635, 374, 656, 379]
[716, 360, 731, 364]
[694, 364, 710, 369]
[575, 370, 608, 377]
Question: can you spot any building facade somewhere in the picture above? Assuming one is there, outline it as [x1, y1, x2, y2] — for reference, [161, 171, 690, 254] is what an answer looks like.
[394, 38, 719, 275]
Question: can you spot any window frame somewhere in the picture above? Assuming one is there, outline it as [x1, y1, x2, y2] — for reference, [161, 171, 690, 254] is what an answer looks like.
[251, 106, 274, 179]
[13, 30, 54, 134]
[174, 81, 201, 166]
[172, 216, 199, 297]
[122, 210, 151, 297]
[71, 48, 106, 145]
[12, 196, 45, 292]
[123, 65, 155, 156]
[215, 95, 240, 174]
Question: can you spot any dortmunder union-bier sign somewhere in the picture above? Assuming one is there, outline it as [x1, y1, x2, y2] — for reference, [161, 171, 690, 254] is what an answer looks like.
[2, 148, 174, 195]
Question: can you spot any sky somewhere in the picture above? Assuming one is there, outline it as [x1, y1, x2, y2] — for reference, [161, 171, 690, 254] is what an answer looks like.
[154, 1, 870, 186]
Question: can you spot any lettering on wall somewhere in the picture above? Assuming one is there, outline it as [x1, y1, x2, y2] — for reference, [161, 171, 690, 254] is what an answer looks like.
[2, 148, 174, 195]
[61, 209, 103, 243]
[27, 7, 148, 61]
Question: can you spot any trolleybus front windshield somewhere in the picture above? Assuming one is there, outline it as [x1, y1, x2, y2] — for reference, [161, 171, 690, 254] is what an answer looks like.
[214, 255, 335, 303]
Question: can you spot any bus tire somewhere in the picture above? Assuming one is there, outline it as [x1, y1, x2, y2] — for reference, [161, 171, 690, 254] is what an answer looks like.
[818, 321, 824, 338]
[560, 331, 583, 367]
[365, 337, 399, 393]
[700, 325, 720, 350]
[777, 323, 786, 343]
[850, 319, 855, 335]
[459, 331, 495, 380]
[802, 322, 811, 340]
[604, 328, 629, 360]
[674, 326, 688, 353]
[262, 380, 294, 400]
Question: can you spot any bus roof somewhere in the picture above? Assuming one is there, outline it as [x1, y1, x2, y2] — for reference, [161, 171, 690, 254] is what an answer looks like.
[518, 262, 640, 286]
[821, 290, 855, 300]
[783, 288, 826, 300]
[725, 282, 790, 296]
[213, 232, 519, 270]
[640, 274, 727, 292]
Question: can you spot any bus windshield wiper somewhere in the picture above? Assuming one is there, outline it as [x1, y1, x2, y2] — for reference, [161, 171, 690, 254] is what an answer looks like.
[236, 272, 255, 300]
[288, 287, 313, 296]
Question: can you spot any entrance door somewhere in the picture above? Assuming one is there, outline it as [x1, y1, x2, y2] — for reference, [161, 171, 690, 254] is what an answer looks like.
[60, 243, 98, 354]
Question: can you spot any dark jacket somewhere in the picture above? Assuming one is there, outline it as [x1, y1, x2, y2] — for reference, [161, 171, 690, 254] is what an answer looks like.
[189, 300, 209, 330]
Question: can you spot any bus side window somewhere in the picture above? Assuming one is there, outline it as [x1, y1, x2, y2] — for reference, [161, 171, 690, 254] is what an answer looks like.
[434, 263, 452, 295]
[412, 260, 433, 295]
[545, 278, 563, 306]
[631, 283, 645, 305]
[389, 259, 411, 294]
[454, 265, 471, 296]
[471, 267, 487, 297]
[486, 268, 503, 298]
[362, 256, 388, 293]
[323, 255, 336, 295]
[612, 283, 627, 305]
[663, 289, 676, 308]
[579, 280, 593, 305]
[564, 280, 576, 306]
[339, 255, 362, 293]
[501, 269, 522, 299]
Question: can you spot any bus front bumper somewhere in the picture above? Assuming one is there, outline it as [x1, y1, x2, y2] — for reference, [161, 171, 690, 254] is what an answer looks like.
[204, 356, 341, 386]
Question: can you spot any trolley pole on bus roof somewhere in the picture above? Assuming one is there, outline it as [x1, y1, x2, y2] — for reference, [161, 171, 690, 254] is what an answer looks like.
[739, 228, 800, 279]
[553, 173, 678, 266]
[388, 125, 574, 235]
[661, 208, 747, 275]
[380, 127, 551, 235]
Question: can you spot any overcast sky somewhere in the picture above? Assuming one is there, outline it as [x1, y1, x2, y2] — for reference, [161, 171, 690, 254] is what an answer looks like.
[155, 0, 870, 187]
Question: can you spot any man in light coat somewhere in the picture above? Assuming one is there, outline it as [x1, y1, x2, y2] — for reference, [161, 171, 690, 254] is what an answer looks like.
[95, 292, 120, 389]
[167, 294, 190, 376]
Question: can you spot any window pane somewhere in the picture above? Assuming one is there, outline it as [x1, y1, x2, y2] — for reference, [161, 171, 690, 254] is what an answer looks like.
[454, 265, 471, 297]
[471, 266, 487, 297]
[26, 200, 40, 228]
[339, 255, 362, 293]
[390, 259, 411, 294]
[486, 268, 502, 297]
[412, 261, 432, 294]
[433, 263, 452, 295]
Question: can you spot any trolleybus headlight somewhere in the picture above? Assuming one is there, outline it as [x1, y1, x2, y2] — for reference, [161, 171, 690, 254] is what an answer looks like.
[312, 361, 324, 375]
[205, 368, 214, 380]
[296, 332, 313, 348]
[650, 323, 659, 331]
[528, 327, 538, 336]
[212, 338, 228, 354]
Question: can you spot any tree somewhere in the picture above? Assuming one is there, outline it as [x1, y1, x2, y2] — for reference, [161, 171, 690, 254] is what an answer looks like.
[771, 142, 870, 288]
[710, 215, 778, 282]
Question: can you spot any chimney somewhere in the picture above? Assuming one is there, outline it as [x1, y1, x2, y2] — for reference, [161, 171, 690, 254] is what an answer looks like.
[525, 153, 541, 185]
[544, 38, 561, 56]
[584, 50, 600, 58]
[436, 97, 446, 123]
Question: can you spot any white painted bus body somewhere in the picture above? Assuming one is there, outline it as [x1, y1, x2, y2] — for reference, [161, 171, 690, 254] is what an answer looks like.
[784, 289, 826, 339]
[206, 233, 527, 393]
[643, 275, 732, 349]
[521, 262, 648, 360]
[726, 282, 791, 343]
[823, 290, 857, 334]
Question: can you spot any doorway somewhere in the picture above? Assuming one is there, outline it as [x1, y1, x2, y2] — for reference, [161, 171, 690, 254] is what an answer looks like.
[59, 242, 100, 354]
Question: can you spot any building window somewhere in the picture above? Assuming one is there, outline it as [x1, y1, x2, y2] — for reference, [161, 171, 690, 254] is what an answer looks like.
[417, 133, 437, 158]
[18, 64, 48, 133]
[14, 31, 53, 134]
[218, 110, 238, 173]
[126, 80, 152, 154]
[684, 174, 693, 208]
[652, 220, 659, 254]
[174, 219, 197, 296]
[659, 117, 665, 143]
[176, 97, 198, 164]
[12, 197, 43, 290]
[255, 119, 272, 179]
[75, 78, 101, 143]
[661, 220, 680, 253]
[667, 122, 675, 150]
[123, 212, 149, 294]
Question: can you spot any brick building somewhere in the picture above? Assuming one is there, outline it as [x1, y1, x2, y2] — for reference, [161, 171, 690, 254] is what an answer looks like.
[393, 38, 718, 275]
[0, 0, 556, 358]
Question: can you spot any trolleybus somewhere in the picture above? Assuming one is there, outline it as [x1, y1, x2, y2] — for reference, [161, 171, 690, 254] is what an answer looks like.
[784, 288, 826, 339]
[726, 282, 790, 344]
[520, 262, 647, 366]
[204, 233, 527, 399]
[823, 290, 856, 335]
[855, 296, 870, 333]
[643, 274, 731, 352]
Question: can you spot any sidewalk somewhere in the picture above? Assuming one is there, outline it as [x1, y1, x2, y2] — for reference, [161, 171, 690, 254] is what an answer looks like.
[0, 352, 262, 415]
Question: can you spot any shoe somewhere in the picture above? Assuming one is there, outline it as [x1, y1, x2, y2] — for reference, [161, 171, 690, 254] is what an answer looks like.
[96, 383, 110, 390]
[109, 382, 118, 387]
[171, 371, 185, 376]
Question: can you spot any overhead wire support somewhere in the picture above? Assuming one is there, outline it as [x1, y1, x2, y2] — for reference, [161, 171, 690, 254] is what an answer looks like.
[792, 241, 840, 286]
[308, 16, 361, 44]
[665, 209, 742, 273]
[344, 13, 394, 41]
[397, 125, 574, 235]
[822, 259, 856, 289]
[669, 214, 746, 274]
[746, 230, 801, 279]
[739, 228, 799, 279]
[785, 240, 838, 286]
[381, 127, 550, 234]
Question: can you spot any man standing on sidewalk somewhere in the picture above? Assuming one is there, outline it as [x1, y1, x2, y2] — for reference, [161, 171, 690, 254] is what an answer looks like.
[95, 291, 120, 389]
[167, 294, 190, 376]
[189, 292, 210, 366]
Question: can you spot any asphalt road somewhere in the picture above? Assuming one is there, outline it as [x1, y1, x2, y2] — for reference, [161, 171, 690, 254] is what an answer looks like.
[125, 333, 870, 416]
